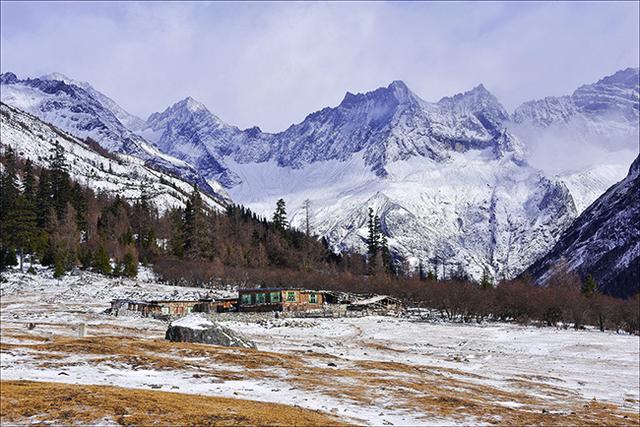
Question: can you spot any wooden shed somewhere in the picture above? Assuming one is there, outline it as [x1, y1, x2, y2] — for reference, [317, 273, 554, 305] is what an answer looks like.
[347, 295, 402, 313]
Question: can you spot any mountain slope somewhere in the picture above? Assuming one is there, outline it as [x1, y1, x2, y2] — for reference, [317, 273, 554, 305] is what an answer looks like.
[526, 155, 640, 298]
[0, 72, 227, 200]
[510, 67, 639, 179]
[144, 81, 575, 280]
[0, 102, 226, 213]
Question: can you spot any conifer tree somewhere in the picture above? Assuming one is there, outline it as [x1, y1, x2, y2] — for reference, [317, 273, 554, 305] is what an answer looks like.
[121, 252, 138, 277]
[48, 142, 71, 219]
[581, 274, 598, 297]
[93, 244, 111, 275]
[302, 199, 312, 236]
[183, 187, 209, 260]
[71, 182, 88, 237]
[4, 195, 37, 271]
[0, 146, 19, 220]
[366, 208, 380, 274]
[36, 169, 53, 228]
[23, 160, 36, 203]
[272, 198, 288, 230]
[480, 267, 493, 289]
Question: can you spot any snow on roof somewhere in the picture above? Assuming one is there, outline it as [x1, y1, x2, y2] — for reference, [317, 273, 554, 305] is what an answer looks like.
[170, 314, 214, 330]
[350, 295, 399, 306]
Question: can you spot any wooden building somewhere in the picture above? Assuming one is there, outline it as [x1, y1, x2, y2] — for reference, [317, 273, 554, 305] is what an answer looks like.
[347, 295, 402, 313]
[238, 288, 325, 312]
[110, 297, 238, 317]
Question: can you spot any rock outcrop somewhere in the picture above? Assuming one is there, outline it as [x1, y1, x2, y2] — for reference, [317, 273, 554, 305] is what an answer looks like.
[165, 314, 256, 349]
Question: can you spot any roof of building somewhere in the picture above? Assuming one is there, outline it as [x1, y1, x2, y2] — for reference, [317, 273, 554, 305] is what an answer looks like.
[349, 295, 401, 306]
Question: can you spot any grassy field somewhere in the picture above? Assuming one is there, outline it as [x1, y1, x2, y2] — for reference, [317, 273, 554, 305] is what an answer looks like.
[0, 380, 346, 426]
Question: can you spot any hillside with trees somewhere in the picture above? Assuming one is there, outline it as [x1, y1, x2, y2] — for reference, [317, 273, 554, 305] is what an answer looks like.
[1, 144, 638, 334]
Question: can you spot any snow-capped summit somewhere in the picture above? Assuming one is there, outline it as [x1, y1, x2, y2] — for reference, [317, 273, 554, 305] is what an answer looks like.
[38, 72, 147, 132]
[182, 96, 207, 113]
[509, 67, 639, 211]
[0, 72, 19, 84]
[0, 102, 227, 212]
[512, 67, 639, 135]
[142, 97, 241, 187]
[339, 80, 420, 109]
[0, 72, 228, 202]
[438, 83, 510, 129]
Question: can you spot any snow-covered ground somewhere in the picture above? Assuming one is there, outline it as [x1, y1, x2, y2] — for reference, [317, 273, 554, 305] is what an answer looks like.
[1, 268, 638, 425]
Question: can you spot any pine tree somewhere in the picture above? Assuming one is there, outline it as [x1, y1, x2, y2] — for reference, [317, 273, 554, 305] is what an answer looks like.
[380, 231, 392, 274]
[0, 146, 19, 221]
[49, 142, 71, 219]
[480, 267, 493, 289]
[581, 274, 598, 297]
[4, 195, 37, 271]
[23, 160, 36, 203]
[121, 252, 138, 277]
[36, 169, 53, 228]
[93, 244, 111, 275]
[183, 187, 209, 260]
[272, 199, 288, 230]
[168, 208, 185, 258]
[71, 182, 88, 237]
[366, 208, 380, 274]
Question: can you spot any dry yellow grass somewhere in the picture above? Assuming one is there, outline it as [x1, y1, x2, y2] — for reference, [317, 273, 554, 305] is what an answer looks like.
[0, 380, 346, 426]
[2, 333, 638, 426]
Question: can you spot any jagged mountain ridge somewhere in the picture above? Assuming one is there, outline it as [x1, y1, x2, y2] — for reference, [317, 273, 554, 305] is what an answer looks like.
[512, 67, 639, 132]
[525, 155, 639, 298]
[0, 102, 226, 213]
[3, 69, 637, 282]
[0, 72, 229, 202]
[143, 80, 524, 184]
[40, 72, 147, 132]
[509, 67, 639, 215]
[141, 79, 579, 280]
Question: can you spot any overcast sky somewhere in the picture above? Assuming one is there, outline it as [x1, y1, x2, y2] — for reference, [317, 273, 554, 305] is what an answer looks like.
[1, 2, 638, 132]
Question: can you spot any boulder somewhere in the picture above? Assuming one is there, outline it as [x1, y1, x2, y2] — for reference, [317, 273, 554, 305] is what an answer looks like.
[165, 314, 256, 349]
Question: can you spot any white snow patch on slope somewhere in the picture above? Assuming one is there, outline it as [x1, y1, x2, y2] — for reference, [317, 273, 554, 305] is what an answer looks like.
[558, 163, 629, 213]
[227, 150, 573, 280]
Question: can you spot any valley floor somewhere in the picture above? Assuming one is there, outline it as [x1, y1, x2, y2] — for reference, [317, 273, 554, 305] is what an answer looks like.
[1, 268, 638, 426]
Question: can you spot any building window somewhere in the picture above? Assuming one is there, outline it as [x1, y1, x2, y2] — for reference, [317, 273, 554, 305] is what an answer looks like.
[241, 294, 252, 305]
[256, 293, 266, 304]
[286, 291, 296, 302]
[309, 293, 317, 304]
[270, 292, 281, 303]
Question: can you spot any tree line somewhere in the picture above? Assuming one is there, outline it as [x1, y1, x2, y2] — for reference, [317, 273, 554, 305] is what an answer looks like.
[1, 144, 637, 334]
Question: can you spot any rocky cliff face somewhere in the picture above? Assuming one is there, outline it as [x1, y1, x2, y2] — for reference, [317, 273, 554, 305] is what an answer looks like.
[526, 155, 640, 297]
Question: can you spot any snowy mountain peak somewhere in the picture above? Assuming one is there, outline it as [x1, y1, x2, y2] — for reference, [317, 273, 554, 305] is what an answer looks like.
[0, 72, 18, 84]
[387, 80, 414, 101]
[181, 96, 207, 113]
[437, 83, 509, 124]
[39, 72, 75, 84]
[588, 67, 639, 89]
[339, 80, 420, 109]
